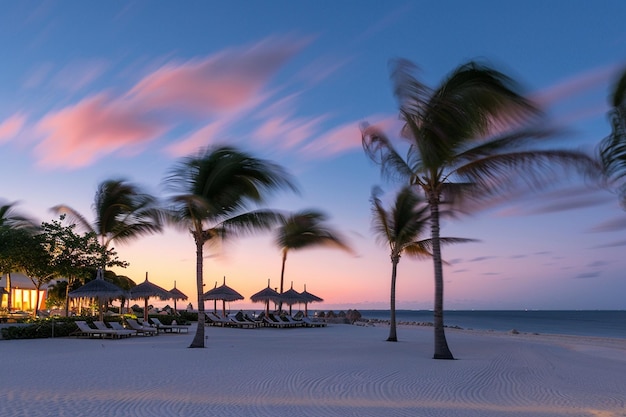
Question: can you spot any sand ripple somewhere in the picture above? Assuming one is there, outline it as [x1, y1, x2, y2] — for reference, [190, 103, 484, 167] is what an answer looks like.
[1, 325, 625, 416]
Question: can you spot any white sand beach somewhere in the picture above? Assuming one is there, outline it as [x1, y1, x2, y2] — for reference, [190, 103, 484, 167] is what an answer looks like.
[1, 323, 625, 417]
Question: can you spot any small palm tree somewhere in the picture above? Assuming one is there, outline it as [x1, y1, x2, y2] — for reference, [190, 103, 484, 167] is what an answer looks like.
[164, 145, 296, 348]
[371, 186, 475, 341]
[363, 59, 600, 359]
[0, 200, 38, 311]
[52, 179, 163, 260]
[274, 209, 352, 312]
[598, 68, 626, 204]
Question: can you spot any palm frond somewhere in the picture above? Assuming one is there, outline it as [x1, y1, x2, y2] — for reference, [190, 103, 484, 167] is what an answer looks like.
[50, 204, 94, 234]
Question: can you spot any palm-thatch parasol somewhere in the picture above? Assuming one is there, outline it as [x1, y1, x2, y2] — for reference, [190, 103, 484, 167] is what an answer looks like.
[250, 279, 282, 316]
[279, 282, 306, 316]
[169, 281, 188, 315]
[299, 284, 323, 317]
[129, 272, 172, 322]
[203, 276, 243, 317]
[69, 269, 129, 320]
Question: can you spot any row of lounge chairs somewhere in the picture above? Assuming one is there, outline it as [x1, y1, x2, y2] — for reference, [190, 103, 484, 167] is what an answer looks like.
[205, 312, 326, 329]
[72, 318, 188, 339]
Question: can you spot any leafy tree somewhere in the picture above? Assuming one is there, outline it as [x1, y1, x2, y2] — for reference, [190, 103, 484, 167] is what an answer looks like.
[371, 186, 475, 341]
[274, 209, 352, 312]
[362, 59, 600, 359]
[51, 179, 163, 268]
[598, 68, 626, 205]
[164, 145, 296, 348]
[39, 215, 127, 316]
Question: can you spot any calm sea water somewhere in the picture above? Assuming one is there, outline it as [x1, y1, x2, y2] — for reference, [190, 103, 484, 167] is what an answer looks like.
[355, 310, 626, 339]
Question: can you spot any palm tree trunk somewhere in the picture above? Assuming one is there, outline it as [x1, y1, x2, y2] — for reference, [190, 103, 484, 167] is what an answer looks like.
[428, 192, 454, 359]
[387, 256, 399, 342]
[278, 250, 287, 312]
[189, 236, 206, 348]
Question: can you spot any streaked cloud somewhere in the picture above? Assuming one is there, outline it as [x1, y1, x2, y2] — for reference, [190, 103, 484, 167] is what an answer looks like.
[588, 215, 626, 233]
[35, 94, 166, 168]
[32, 37, 310, 168]
[531, 63, 625, 107]
[0, 113, 26, 143]
[574, 271, 601, 279]
[127, 37, 309, 117]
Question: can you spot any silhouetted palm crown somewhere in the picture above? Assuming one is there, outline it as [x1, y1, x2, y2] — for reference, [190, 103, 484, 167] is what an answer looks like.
[599, 68, 626, 205]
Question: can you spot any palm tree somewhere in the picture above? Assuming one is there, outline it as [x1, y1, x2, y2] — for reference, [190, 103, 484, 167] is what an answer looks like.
[362, 59, 600, 359]
[164, 145, 296, 348]
[370, 186, 475, 342]
[598, 68, 626, 204]
[51, 179, 163, 266]
[0, 201, 37, 230]
[0, 201, 38, 311]
[274, 209, 352, 312]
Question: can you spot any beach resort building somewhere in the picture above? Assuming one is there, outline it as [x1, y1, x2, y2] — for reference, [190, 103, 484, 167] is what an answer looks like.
[0, 273, 48, 312]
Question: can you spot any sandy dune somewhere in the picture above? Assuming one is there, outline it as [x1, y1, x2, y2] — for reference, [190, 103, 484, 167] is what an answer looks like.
[1, 323, 624, 417]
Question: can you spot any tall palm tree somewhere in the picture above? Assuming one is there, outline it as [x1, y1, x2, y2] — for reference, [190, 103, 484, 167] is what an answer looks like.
[370, 186, 475, 342]
[51, 179, 163, 266]
[164, 145, 296, 348]
[274, 209, 352, 312]
[598, 68, 626, 204]
[362, 59, 600, 359]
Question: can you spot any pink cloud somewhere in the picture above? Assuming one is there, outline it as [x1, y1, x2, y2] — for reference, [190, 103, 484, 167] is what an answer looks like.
[531, 63, 625, 107]
[165, 120, 228, 157]
[301, 121, 363, 158]
[35, 94, 166, 169]
[255, 114, 326, 150]
[128, 38, 308, 116]
[0, 113, 26, 143]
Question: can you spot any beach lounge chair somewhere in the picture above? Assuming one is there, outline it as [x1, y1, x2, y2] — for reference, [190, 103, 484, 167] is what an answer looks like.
[206, 312, 233, 327]
[126, 319, 158, 336]
[109, 321, 138, 336]
[151, 317, 189, 333]
[227, 313, 258, 329]
[93, 321, 135, 338]
[263, 314, 290, 328]
[283, 315, 304, 327]
[301, 316, 326, 327]
[73, 321, 115, 339]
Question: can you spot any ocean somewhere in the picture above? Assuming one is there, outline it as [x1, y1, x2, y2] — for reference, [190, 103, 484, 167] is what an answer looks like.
[354, 310, 626, 339]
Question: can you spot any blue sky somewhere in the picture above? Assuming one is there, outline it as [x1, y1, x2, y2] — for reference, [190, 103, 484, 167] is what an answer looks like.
[1, 1, 626, 310]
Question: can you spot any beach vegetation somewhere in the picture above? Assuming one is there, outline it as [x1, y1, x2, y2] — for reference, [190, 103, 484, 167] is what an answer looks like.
[370, 186, 475, 342]
[0, 201, 39, 312]
[598, 68, 626, 205]
[274, 209, 352, 312]
[362, 59, 600, 359]
[51, 179, 164, 268]
[163, 145, 297, 348]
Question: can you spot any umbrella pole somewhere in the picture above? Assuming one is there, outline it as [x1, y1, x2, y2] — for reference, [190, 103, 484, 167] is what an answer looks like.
[144, 298, 148, 323]
[305, 302, 308, 317]
[222, 300, 226, 317]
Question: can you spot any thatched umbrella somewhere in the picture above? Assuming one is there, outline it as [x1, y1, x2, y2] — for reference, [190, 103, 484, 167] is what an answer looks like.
[69, 269, 129, 320]
[169, 281, 188, 315]
[203, 276, 243, 317]
[279, 282, 306, 316]
[299, 284, 323, 317]
[129, 272, 172, 322]
[250, 279, 282, 316]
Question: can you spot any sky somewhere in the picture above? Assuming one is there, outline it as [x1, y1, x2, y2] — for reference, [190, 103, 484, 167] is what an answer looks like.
[1, 1, 626, 311]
